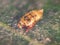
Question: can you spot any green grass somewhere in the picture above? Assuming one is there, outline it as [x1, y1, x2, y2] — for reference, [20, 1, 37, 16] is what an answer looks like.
[42, 0, 60, 45]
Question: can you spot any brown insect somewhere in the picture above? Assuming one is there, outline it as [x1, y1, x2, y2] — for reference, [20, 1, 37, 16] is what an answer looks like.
[17, 9, 44, 32]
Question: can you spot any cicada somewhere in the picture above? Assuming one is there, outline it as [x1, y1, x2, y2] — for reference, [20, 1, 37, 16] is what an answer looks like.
[17, 9, 44, 32]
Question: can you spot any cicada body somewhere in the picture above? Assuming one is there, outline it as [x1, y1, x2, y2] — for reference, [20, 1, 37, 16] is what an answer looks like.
[17, 9, 44, 32]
